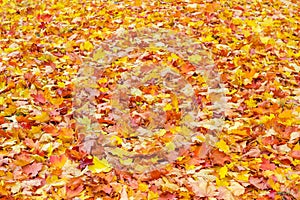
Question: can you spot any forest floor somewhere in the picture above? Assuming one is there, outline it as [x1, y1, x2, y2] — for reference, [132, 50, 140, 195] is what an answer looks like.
[0, 0, 299, 199]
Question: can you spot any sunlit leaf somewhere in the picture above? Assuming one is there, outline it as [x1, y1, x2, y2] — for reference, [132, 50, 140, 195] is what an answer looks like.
[88, 157, 112, 173]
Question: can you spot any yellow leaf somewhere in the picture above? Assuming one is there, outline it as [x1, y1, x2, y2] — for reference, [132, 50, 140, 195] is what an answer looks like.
[50, 97, 64, 106]
[236, 172, 249, 182]
[219, 165, 228, 179]
[31, 112, 50, 123]
[81, 41, 94, 51]
[120, 158, 133, 166]
[88, 157, 112, 173]
[261, 18, 273, 26]
[130, 88, 143, 96]
[260, 36, 270, 44]
[188, 54, 202, 64]
[216, 177, 229, 187]
[278, 110, 292, 119]
[241, 44, 251, 53]
[293, 143, 300, 151]
[148, 190, 159, 200]
[171, 94, 179, 112]
[93, 49, 106, 60]
[0, 97, 5, 105]
[163, 103, 172, 111]
[260, 114, 275, 124]
[267, 178, 280, 191]
[98, 78, 108, 84]
[162, 177, 180, 191]
[31, 126, 42, 134]
[166, 142, 175, 151]
[229, 129, 248, 136]
[57, 81, 65, 88]
[85, 41, 94, 51]
[245, 98, 257, 108]
[110, 135, 123, 145]
[138, 183, 148, 192]
[216, 140, 230, 153]
[99, 87, 109, 92]
[167, 53, 179, 62]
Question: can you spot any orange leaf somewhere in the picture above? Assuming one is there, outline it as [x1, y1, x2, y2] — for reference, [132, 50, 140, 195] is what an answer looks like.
[66, 185, 83, 198]
[49, 154, 67, 168]
[180, 63, 196, 74]
[210, 149, 231, 166]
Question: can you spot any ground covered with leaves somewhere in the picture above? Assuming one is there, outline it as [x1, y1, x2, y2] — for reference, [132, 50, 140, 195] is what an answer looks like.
[0, 0, 300, 199]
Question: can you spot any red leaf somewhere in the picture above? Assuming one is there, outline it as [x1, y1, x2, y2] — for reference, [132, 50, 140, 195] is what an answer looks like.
[262, 136, 279, 146]
[233, 5, 245, 11]
[260, 158, 276, 171]
[78, 157, 93, 170]
[37, 13, 52, 22]
[31, 91, 47, 104]
[290, 150, 300, 159]
[0, 116, 5, 124]
[23, 162, 43, 177]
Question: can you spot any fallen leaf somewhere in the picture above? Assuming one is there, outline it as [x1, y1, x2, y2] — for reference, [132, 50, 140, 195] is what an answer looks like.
[23, 162, 43, 177]
[228, 181, 245, 196]
[188, 177, 218, 197]
[88, 157, 112, 173]
[260, 158, 276, 171]
[210, 149, 231, 166]
[249, 176, 268, 190]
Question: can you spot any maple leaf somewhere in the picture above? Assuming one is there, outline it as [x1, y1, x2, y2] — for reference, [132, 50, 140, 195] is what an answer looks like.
[66, 185, 84, 198]
[31, 91, 47, 104]
[249, 176, 268, 190]
[88, 156, 112, 173]
[260, 158, 276, 171]
[193, 143, 210, 159]
[290, 150, 300, 159]
[49, 154, 67, 168]
[1, 0, 300, 198]
[290, 142, 300, 159]
[209, 149, 231, 166]
[120, 186, 128, 200]
[22, 162, 43, 177]
[188, 177, 218, 197]
[228, 181, 245, 196]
